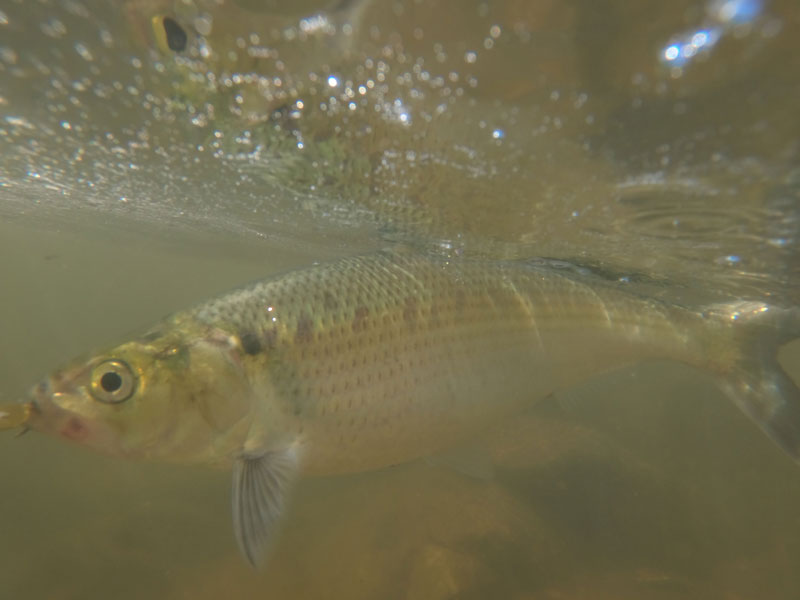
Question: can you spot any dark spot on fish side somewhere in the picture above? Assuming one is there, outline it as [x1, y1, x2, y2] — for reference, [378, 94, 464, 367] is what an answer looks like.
[295, 314, 314, 344]
[352, 306, 369, 332]
[162, 17, 187, 52]
[240, 331, 262, 355]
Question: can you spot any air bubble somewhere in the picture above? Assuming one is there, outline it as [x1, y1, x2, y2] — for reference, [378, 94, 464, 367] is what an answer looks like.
[0, 47, 17, 64]
[99, 29, 113, 48]
[194, 14, 213, 36]
[41, 18, 67, 39]
[74, 42, 94, 61]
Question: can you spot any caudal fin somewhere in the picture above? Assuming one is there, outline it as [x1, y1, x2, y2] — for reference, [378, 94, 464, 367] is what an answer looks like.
[714, 303, 800, 461]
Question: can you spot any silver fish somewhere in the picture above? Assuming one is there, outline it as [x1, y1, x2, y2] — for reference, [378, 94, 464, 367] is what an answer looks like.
[17, 249, 800, 566]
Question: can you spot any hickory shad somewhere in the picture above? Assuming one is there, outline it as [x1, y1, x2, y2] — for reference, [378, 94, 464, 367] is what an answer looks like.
[4, 250, 799, 566]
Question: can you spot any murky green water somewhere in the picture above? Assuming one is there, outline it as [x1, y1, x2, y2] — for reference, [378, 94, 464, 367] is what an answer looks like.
[1, 0, 799, 598]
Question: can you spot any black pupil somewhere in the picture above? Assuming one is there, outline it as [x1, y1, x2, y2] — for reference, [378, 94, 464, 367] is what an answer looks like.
[100, 371, 123, 393]
[162, 17, 187, 52]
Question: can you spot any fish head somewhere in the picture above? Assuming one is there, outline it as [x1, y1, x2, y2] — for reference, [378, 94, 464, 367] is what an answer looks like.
[27, 321, 254, 463]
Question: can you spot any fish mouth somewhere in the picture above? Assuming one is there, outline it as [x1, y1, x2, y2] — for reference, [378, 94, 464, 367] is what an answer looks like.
[25, 377, 114, 448]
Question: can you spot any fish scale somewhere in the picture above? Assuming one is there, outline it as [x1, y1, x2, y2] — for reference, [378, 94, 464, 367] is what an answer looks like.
[178, 250, 718, 474]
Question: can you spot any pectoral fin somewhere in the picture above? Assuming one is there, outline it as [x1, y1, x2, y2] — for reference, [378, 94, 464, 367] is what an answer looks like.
[232, 446, 299, 567]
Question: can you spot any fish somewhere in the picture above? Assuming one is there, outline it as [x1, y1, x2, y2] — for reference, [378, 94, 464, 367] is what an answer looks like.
[14, 248, 800, 566]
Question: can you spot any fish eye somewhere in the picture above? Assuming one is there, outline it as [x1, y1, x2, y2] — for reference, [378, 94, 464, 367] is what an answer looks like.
[89, 360, 136, 404]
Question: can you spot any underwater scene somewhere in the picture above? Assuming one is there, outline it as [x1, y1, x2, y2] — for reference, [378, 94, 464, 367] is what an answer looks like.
[1, 0, 799, 598]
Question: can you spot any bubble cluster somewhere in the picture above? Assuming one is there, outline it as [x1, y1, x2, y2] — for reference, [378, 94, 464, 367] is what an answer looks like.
[660, 0, 768, 75]
[0, 0, 793, 302]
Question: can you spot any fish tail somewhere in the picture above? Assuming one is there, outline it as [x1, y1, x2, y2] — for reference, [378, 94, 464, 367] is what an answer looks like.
[711, 302, 800, 460]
